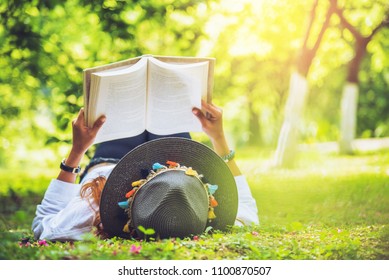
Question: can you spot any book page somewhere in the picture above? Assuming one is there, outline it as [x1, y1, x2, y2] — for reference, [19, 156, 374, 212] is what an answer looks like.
[153, 55, 215, 103]
[84, 57, 142, 125]
[90, 58, 148, 143]
[146, 57, 209, 135]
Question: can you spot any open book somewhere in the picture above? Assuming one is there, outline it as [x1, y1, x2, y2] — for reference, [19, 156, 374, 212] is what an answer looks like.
[83, 55, 215, 144]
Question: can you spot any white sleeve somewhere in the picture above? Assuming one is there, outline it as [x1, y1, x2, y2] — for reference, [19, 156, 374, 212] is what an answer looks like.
[234, 175, 259, 226]
[32, 179, 96, 241]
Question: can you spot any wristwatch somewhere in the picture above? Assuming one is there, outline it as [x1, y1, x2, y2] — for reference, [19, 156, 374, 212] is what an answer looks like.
[60, 159, 81, 174]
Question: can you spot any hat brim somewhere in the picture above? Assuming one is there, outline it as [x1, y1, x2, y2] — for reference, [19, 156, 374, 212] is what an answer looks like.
[100, 137, 238, 238]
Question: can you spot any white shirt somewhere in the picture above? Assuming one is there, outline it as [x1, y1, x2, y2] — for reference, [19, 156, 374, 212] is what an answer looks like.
[32, 165, 259, 241]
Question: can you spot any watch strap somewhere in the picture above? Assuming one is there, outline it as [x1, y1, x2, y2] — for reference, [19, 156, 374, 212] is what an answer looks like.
[60, 159, 81, 174]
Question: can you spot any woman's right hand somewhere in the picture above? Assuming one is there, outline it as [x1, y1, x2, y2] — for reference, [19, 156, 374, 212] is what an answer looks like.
[71, 108, 106, 154]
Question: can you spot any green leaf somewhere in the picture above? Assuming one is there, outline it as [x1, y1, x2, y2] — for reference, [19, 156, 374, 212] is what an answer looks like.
[137, 225, 155, 236]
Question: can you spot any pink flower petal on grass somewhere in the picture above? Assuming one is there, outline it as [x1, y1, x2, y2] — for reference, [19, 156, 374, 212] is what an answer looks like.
[38, 240, 48, 246]
[130, 244, 142, 254]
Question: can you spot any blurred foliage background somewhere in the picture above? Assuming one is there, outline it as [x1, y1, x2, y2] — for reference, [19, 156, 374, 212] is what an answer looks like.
[0, 0, 388, 171]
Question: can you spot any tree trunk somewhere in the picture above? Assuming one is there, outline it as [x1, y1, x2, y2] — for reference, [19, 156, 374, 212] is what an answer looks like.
[339, 83, 359, 153]
[335, 5, 387, 154]
[248, 101, 261, 146]
[274, 72, 308, 167]
[274, 0, 334, 167]
[338, 45, 365, 154]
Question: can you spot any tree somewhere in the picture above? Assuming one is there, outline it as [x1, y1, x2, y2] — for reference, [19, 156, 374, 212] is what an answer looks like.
[334, 1, 389, 154]
[274, 0, 335, 167]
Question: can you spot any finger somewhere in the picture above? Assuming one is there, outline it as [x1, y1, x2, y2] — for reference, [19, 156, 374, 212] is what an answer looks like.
[201, 100, 221, 116]
[73, 108, 85, 126]
[192, 107, 204, 118]
[92, 115, 106, 132]
[201, 99, 208, 107]
[192, 107, 208, 127]
[201, 99, 211, 110]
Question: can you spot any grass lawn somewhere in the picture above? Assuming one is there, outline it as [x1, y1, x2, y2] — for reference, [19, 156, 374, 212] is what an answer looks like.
[0, 147, 388, 260]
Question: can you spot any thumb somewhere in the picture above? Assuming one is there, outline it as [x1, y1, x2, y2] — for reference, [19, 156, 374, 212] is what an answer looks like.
[92, 115, 106, 132]
[192, 107, 207, 126]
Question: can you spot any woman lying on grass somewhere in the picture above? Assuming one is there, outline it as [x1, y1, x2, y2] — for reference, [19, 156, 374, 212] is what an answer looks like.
[32, 101, 259, 241]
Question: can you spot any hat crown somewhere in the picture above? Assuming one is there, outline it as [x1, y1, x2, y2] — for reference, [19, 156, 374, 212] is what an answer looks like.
[132, 170, 208, 238]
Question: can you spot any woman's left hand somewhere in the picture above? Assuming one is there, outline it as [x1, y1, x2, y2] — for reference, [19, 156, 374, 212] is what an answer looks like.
[192, 100, 224, 142]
